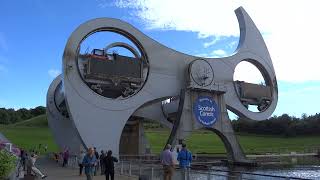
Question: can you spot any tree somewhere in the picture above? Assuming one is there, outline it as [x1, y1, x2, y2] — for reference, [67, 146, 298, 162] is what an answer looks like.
[30, 106, 46, 117]
[17, 108, 32, 120]
[0, 106, 46, 125]
[0, 150, 17, 179]
[0, 109, 10, 124]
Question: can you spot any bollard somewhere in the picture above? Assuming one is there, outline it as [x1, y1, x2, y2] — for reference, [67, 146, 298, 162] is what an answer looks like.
[129, 162, 132, 176]
[121, 161, 123, 175]
[151, 167, 154, 179]
[139, 160, 142, 176]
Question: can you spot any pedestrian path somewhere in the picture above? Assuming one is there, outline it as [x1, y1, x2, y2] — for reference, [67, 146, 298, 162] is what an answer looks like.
[32, 157, 138, 180]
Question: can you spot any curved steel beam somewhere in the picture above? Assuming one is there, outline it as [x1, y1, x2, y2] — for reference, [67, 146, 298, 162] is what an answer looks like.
[62, 6, 277, 156]
[46, 75, 84, 154]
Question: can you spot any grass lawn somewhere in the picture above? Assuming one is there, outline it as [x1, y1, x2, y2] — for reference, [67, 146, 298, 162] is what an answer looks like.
[11, 114, 49, 127]
[145, 130, 320, 154]
[0, 116, 59, 153]
[0, 126, 59, 153]
[1, 115, 320, 155]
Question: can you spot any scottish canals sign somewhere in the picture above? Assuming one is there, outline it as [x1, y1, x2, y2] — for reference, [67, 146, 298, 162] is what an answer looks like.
[193, 96, 219, 127]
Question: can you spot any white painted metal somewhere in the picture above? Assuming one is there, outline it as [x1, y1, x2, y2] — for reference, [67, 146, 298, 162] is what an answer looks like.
[46, 75, 83, 154]
[47, 7, 277, 160]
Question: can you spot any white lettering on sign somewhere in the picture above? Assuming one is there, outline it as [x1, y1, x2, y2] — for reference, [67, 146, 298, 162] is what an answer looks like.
[198, 105, 215, 117]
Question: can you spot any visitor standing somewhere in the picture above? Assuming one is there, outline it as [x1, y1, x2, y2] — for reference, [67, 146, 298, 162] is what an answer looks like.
[94, 147, 99, 176]
[99, 150, 106, 175]
[177, 143, 192, 179]
[62, 149, 70, 167]
[54, 153, 59, 163]
[103, 150, 118, 180]
[83, 148, 97, 180]
[78, 150, 86, 176]
[161, 144, 175, 180]
[20, 149, 26, 171]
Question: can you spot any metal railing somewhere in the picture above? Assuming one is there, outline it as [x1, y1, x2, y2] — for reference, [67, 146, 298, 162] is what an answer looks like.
[115, 160, 313, 180]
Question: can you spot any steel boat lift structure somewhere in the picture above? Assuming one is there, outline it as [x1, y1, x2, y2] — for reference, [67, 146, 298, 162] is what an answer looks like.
[47, 7, 278, 163]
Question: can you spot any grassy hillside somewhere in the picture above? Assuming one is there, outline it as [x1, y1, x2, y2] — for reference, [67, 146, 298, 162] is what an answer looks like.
[146, 130, 320, 154]
[0, 115, 59, 153]
[11, 114, 48, 127]
[1, 115, 320, 155]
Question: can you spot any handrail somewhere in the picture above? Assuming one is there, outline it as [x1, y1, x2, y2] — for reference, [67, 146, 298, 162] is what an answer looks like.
[116, 160, 314, 180]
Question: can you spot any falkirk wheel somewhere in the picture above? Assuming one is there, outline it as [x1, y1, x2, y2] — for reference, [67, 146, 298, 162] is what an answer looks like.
[47, 7, 278, 163]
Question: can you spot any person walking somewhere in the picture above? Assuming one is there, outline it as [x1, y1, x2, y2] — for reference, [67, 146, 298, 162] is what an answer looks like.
[78, 150, 86, 176]
[161, 144, 175, 180]
[99, 150, 106, 175]
[177, 143, 192, 180]
[26, 153, 47, 179]
[103, 150, 118, 180]
[83, 148, 97, 180]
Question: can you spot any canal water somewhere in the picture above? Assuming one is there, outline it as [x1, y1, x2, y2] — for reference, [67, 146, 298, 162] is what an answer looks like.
[198, 156, 320, 179]
[136, 156, 320, 179]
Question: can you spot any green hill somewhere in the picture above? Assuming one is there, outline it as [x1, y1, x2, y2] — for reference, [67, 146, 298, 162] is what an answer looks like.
[1, 114, 320, 155]
[0, 114, 58, 152]
[11, 114, 48, 127]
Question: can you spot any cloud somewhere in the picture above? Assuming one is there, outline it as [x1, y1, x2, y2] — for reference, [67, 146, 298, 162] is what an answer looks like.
[234, 61, 264, 84]
[0, 32, 8, 52]
[196, 49, 227, 58]
[203, 37, 220, 48]
[228, 41, 238, 49]
[96, 0, 113, 8]
[211, 49, 226, 57]
[113, 0, 320, 82]
[48, 69, 61, 78]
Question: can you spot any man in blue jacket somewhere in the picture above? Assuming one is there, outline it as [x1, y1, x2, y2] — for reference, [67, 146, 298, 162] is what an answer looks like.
[177, 143, 192, 179]
[82, 147, 97, 180]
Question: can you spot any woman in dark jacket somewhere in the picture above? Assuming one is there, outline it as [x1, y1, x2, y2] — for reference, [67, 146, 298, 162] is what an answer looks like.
[103, 150, 118, 180]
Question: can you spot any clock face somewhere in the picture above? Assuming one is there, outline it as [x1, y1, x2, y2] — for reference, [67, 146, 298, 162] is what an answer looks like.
[190, 59, 214, 87]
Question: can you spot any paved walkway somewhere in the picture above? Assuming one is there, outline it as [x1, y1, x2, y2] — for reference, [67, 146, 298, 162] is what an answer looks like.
[29, 157, 138, 180]
[0, 132, 9, 142]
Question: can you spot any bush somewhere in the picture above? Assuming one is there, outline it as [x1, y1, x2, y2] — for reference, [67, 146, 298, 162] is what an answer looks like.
[0, 150, 17, 179]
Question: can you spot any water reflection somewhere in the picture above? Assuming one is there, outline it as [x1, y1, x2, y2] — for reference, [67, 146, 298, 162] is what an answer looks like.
[119, 156, 320, 179]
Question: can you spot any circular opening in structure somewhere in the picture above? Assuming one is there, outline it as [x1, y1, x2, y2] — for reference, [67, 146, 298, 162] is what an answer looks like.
[54, 82, 69, 118]
[161, 96, 180, 123]
[77, 31, 149, 99]
[234, 61, 265, 85]
[233, 60, 271, 112]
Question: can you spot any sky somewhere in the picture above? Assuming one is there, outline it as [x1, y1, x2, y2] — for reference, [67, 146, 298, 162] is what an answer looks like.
[0, 0, 319, 118]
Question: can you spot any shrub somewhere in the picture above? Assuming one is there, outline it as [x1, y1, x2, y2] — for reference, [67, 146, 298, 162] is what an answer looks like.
[0, 149, 17, 179]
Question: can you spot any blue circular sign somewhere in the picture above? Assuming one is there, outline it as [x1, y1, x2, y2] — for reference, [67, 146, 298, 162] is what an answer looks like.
[193, 96, 219, 127]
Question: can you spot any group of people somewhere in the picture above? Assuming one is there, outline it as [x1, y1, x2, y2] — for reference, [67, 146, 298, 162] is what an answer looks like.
[161, 143, 193, 180]
[78, 147, 118, 180]
[52, 148, 70, 167]
[20, 143, 191, 180]
[20, 149, 48, 179]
